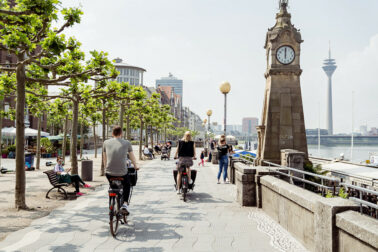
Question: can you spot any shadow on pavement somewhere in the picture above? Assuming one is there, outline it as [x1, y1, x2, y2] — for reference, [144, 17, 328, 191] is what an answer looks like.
[187, 192, 233, 204]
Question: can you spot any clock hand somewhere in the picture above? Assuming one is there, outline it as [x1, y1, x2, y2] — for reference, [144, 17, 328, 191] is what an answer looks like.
[285, 48, 287, 58]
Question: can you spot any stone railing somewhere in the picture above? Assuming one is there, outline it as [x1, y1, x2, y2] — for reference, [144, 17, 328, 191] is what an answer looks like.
[233, 162, 378, 252]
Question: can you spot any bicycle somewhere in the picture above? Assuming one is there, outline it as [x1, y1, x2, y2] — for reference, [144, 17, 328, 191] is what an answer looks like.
[173, 159, 197, 202]
[108, 167, 137, 237]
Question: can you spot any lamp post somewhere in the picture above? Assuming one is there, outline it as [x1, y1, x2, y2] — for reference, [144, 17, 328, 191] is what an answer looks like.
[203, 118, 208, 156]
[220, 81, 231, 136]
[206, 110, 212, 134]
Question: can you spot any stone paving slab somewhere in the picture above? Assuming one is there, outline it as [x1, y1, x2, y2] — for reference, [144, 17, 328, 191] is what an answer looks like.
[0, 153, 307, 252]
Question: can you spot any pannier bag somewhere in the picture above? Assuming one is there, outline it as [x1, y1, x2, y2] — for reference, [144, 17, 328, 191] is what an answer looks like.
[128, 167, 138, 186]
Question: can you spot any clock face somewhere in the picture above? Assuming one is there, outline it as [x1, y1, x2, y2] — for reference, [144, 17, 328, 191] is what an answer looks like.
[276, 46, 295, 65]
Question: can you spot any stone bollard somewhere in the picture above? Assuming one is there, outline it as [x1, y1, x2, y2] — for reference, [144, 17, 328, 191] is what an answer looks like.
[81, 160, 93, 181]
[235, 163, 256, 206]
[281, 149, 306, 183]
[211, 150, 219, 165]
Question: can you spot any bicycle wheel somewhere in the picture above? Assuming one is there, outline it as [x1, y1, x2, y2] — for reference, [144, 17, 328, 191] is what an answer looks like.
[182, 177, 188, 202]
[109, 196, 120, 237]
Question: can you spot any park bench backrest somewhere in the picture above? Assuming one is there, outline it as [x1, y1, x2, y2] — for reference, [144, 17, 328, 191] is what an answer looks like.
[44, 170, 59, 186]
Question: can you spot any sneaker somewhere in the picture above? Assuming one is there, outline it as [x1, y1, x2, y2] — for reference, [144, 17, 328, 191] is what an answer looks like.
[121, 203, 130, 216]
[76, 192, 84, 196]
[217, 181, 220, 184]
[84, 184, 91, 188]
[176, 190, 181, 195]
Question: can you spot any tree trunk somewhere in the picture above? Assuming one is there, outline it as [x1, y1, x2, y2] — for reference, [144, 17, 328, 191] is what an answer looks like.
[79, 115, 84, 159]
[106, 117, 109, 139]
[70, 99, 79, 175]
[150, 125, 153, 147]
[126, 102, 131, 140]
[164, 126, 167, 143]
[15, 55, 27, 209]
[126, 114, 131, 140]
[36, 116, 41, 170]
[119, 103, 124, 132]
[101, 101, 106, 176]
[93, 122, 97, 158]
[145, 123, 148, 147]
[62, 115, 68, 163]
[139, 119, 143, 160]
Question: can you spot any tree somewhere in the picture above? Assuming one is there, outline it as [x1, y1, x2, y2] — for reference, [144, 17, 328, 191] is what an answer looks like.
[48, 99, 71, 162]
[59, 82, 116, 175]
[0, 1, 116, 209]
[26, 89, 49, 170]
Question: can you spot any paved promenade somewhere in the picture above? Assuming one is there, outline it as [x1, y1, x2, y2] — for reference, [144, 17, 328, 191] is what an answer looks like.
[0, 156, 307, 252]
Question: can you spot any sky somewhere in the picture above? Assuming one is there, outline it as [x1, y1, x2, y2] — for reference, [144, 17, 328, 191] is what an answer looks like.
[61, 0, 378, 134]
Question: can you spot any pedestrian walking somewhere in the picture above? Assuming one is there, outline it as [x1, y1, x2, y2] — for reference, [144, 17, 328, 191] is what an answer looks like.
[217, 135, 232, 184]
[198, 150, 205, 166]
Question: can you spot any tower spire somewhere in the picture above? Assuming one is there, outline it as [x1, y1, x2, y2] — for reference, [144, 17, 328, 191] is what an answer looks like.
[329, 41, 331, 59]
[279, 0, 289, 9]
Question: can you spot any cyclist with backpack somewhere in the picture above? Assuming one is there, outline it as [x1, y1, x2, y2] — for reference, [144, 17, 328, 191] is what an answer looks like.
[103, 126, 139, 215]
[174, 131, 196, 194]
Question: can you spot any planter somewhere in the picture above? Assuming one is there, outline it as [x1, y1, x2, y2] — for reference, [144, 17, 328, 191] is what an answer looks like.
[2, 154, 7, 158]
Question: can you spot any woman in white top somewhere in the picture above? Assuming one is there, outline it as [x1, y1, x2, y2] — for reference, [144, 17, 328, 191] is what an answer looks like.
[54, 157, 90, 196]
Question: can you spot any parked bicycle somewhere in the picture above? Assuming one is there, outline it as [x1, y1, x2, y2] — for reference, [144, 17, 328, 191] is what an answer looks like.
[108, 166, 137, 237]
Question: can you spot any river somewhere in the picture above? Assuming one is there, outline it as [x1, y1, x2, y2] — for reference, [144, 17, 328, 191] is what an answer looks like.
[307, 145, 378, 163]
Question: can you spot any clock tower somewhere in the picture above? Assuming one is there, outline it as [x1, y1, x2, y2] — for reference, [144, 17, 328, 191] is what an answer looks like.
[256, 0, 308, 165]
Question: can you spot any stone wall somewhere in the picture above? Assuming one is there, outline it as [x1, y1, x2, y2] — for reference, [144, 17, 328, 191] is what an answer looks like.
[336, 211, 378, 252]
[233, 162, 377, 252]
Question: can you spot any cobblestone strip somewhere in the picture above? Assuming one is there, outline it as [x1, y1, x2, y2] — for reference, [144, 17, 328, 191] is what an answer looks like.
[248, 210, 308, 252]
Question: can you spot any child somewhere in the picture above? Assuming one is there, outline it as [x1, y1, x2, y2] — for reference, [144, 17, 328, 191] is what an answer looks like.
[198, 150, 205, 166]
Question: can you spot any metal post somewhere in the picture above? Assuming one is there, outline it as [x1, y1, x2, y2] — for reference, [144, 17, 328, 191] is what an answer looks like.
[208, 116, 210, 133]
[359, 192, 363, 214]
[224, 93, 227, 136]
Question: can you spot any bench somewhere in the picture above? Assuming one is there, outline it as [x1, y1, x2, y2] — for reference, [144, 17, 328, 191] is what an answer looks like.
[142, 152, 153, 160]
[43, 170, 70, 199]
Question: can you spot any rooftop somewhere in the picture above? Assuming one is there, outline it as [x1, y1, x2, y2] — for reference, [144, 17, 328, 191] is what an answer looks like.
[113, 58, 146, 72]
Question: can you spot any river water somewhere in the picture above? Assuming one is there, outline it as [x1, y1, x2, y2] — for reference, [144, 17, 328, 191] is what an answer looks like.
[308, 145, 378, 163]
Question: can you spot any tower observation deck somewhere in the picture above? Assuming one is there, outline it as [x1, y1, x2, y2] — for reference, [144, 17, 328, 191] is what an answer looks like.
[322, 46, 337, 135]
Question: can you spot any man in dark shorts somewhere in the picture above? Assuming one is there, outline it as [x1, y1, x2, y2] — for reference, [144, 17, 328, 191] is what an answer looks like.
[103, 126, 139, 214]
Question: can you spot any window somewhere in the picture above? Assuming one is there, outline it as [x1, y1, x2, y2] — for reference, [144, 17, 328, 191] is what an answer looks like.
[126, 69, 129, 75]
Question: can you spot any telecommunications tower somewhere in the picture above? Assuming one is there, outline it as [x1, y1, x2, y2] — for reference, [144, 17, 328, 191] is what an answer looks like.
[322, 44, 337, 135]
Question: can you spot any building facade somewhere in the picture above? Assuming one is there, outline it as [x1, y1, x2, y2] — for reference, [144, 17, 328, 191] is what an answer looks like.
[0, 51, 47, 131]
[156, 85, 182, 126]
[155, 73, 183, 103]
[114, 58, 146, 86]
[242, 117, 258, 135]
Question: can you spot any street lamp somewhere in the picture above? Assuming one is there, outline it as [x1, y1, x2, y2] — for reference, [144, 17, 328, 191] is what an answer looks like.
[206, 110, 212, 133]
[220, 81, 231, 136]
